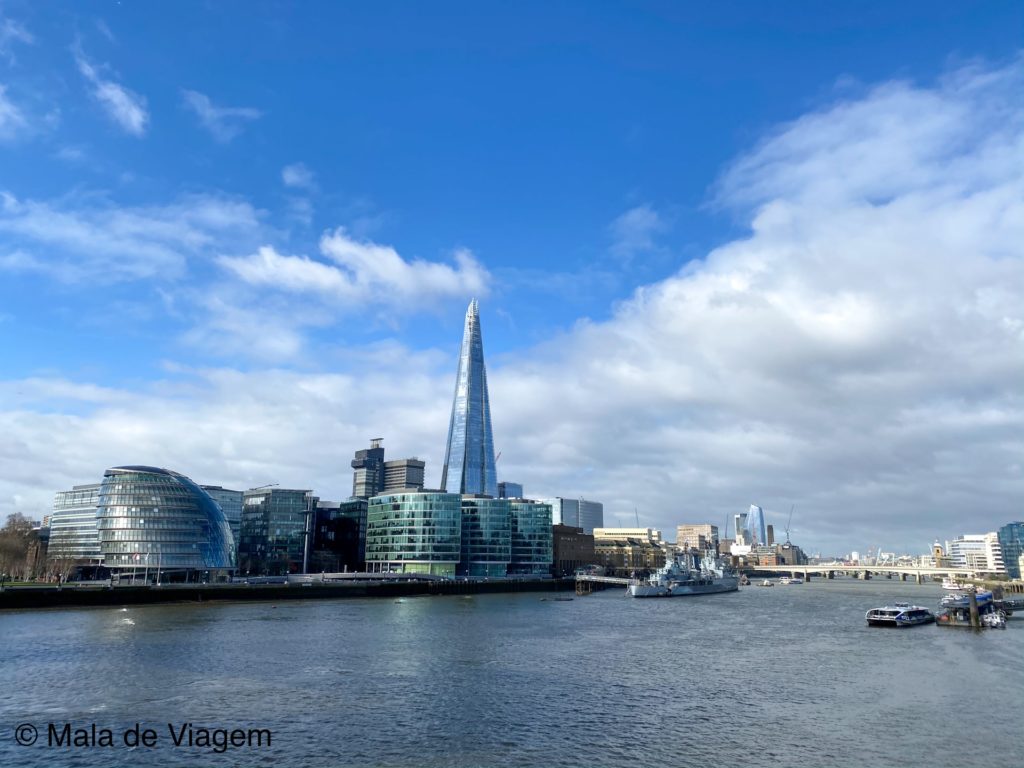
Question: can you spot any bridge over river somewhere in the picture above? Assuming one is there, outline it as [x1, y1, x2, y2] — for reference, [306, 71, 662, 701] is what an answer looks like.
[743, 564, 1024, 589]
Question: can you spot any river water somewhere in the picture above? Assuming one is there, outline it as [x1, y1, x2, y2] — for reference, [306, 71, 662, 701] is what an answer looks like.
[1, 579, 1020, 768]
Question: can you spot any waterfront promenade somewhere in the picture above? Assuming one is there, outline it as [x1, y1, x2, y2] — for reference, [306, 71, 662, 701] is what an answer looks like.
[0, 576, 574, 610]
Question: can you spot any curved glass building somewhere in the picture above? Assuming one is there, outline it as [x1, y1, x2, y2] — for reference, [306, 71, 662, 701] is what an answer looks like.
[96, 466, 236, 580]
[365, 491, 462, 576]
[509, 500, 553, 576]
[460, 496, 511, 578]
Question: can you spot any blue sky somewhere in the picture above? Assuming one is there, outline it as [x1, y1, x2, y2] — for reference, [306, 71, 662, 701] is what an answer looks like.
[1, 2, 1022, 555]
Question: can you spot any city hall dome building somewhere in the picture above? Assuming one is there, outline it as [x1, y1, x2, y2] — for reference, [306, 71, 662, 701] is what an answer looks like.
[96, 466, 236, 580]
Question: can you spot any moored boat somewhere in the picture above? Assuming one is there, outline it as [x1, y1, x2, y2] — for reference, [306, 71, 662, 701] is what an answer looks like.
[865, 603, 935, 628]
[939, 590, 993, 609]
[628, 549, 739, 598]
[778, 576, 804, 585]
[936, 601, 1007, 629]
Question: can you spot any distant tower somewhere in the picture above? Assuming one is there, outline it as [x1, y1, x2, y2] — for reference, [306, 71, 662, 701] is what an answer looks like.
[746, 505, 767, 546]
[352, 438, 385, 499]
[441, 299, 498, 497]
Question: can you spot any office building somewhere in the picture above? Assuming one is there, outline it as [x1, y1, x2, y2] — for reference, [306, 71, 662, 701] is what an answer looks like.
[351, 438, 386, 498]
[543, 497, 604, 534]
[947, 533, 1006, 574]
[238, 487, 318, 575]
[675, 524, 720, 551]
[309, 499, 368, 573]
[459, 496, 512, 577]
[365, 491, 462, 576]
[96, 466, 236, 579]
[441, 299, 498, 497]
[508, 500, 552, 575]
[552, 524, 596, 577]
[746, 505, 768, 546]
[997, 522, 1024, 580]
[498, 482, 524, 499]
[383, 458, 426, 492]
[733, 511, 748, 545]
[47, 483, 103, 564]
[201, 486, 243, 555]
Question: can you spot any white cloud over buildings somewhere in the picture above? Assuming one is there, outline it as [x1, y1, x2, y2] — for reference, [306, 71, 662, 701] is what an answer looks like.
[0, 59, 1021, 555]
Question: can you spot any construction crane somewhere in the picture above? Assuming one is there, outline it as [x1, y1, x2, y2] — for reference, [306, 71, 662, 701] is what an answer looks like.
[785, 505, 794, 544]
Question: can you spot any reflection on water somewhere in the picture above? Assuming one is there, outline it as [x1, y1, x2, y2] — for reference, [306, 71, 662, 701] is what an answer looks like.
[1, 580, 1021, 767]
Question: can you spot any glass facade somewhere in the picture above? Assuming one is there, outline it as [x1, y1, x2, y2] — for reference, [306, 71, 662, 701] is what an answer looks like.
[441, 299, 498, 498]
[365, 492, 461, 576]
[238, 488, 317, 575]
[498, 482, 524, 499]
[460, 497, 511, 577]
[48, 483, 103, 563]
[543, 498, 604, 535]
[309, 498, 368, 572]
[746, 505, 768, 546]
[998, 522, 1024, 580]
[201, 486, 243, 558]
[509, 501, 553, 575]
[96, 466, 236, 576]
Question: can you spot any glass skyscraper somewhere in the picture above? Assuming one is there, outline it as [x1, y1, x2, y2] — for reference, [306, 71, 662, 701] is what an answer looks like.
[746, 505, 768, 546]
[441, 299, 498, 498]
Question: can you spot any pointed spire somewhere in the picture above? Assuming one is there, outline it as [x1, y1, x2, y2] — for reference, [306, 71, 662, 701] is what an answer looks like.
[440, 299, 497, 497]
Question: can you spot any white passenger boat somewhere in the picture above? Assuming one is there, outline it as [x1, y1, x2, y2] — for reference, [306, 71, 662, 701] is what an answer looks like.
[628, 549, 739, 598]
[865, 603, 936, 627]
[778, 576, 804, 585]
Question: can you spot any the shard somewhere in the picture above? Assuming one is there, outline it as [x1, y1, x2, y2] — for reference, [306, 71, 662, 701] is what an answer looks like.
[441, 299, 498, 497]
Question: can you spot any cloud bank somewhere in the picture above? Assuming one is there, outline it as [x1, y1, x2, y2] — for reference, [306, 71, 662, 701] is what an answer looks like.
[2, 59, 1022, 556]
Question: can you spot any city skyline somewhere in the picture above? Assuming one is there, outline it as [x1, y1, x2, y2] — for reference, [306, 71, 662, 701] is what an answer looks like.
[0, 4, 1022, 556]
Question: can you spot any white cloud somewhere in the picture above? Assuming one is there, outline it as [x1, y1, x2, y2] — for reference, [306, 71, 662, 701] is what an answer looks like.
[2, 59, 1022, 558]
[282, 162, 315, 189]
[181, 89, 262, 143]
[95, 19, 116, 43]
[0, 17, 33, 63]
[0, 192, 262, 282]
[217, 228, 490, 309]
[74, 48, 148, 136]
[609, 203, 667, 258]
[0, 84, 26, 140]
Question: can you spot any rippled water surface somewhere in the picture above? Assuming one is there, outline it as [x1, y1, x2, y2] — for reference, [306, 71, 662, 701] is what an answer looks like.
[1, 579, 1021, 767]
